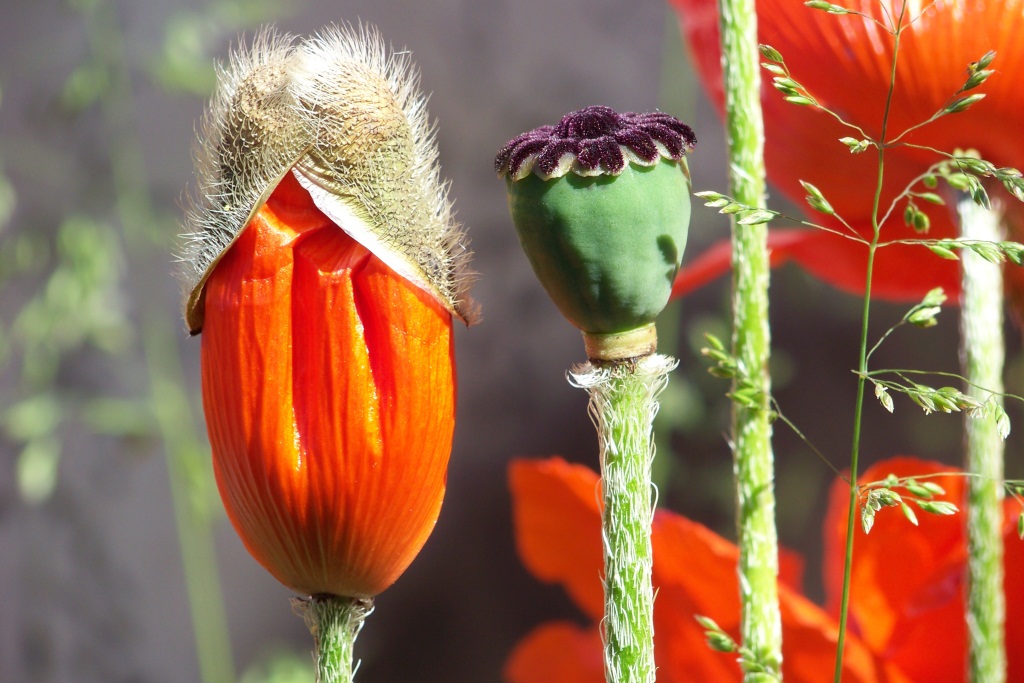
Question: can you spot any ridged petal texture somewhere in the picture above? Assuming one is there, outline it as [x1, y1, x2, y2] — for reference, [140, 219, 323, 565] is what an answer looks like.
[200, 173, 455, 598]
[670, 0, 1024, 302]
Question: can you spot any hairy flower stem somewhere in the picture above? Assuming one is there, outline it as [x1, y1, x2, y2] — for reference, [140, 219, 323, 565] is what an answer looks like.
[294, 595, 373, 683]
[717, 0, 782, 678]
[571, 354, 676, 683]
[958, 197, 1007, 683]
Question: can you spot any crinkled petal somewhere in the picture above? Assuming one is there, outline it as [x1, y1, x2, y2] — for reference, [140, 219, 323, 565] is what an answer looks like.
[201, 173, 455, 598]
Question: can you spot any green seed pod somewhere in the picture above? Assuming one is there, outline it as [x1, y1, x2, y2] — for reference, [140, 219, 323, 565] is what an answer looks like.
[496, 106, 695, 359]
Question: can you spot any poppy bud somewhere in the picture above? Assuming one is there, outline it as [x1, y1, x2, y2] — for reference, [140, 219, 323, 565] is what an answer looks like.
[182, 25, 474, 598]
[496, 106, 695, 359]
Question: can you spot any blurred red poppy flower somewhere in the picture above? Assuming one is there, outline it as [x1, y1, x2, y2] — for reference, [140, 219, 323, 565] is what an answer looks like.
[823, 456, 1024, 682]
[200, 172, 456, 598]
[505, 457, 918, 682]
[668, 0, 1024, 302]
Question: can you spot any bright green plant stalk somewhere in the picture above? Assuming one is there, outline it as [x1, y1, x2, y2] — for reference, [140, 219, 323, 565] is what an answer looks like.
[571, 354, 676, 683]
[294, 596, 372, 683]
[717, 0, 782, 678]
[834, 7, 906, 678]
[834, 249, 876, 683]
[80, 2, 235, 682]
[958, 196, 1007, 683]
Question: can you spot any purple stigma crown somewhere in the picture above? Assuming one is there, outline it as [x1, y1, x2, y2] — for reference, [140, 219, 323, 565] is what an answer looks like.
[495, 105, 696, 181]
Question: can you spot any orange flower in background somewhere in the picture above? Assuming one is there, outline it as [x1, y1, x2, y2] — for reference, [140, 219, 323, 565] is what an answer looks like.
[201, 173, 456, 598]
[668, 0, 1024, 302]
[505, 458, 913, 682]
[823, 457, 1024, 682]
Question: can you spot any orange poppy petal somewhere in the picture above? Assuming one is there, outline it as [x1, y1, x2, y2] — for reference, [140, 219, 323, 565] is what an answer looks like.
[669, 0, 1024, 302]
[202, 197, 316, 592]
[508, 457, 605, 620]
[649, 512, 750, 682]
[672, 227, 962, 301]
[781, 229, 962, 300]
[652, 511, 903, 683]
[1005, 505, 1024, 680]
[675, 0, 1024, 199]
[508, 457, 807, 624]
[671, 0, 938, 219]
[201, 174, 455, 597]
[510, 457, 903, 682]
[751, 0, 1024, 200]
[503, 621, 604, 683]
[343, 247, 456, 593]
[823, 457, 967, 677]
[780, 587, 914, 683]
[671, 230, 807, 299]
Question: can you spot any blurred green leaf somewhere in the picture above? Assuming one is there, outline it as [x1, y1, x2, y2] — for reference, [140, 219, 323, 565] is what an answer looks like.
[67, 0, 102, 12]
[148, 13, 219, 94]
[655, 376, 705, 433]
[209, 0, 291, 27]
[0, 233, 48, 279]
[239, 649, 313, 683]
[0, 176, 14, 232]
[4, 394, 62, 441]
[12, 214, 130, 377]
[61, 62, 111, 111]
[80, 397, 156, 437]
[149, 0, 292, 95]
[17, 436, 62, 503]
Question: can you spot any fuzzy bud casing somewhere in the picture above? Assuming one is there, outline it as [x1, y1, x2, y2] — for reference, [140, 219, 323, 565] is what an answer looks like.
[181, 24, 476, 333]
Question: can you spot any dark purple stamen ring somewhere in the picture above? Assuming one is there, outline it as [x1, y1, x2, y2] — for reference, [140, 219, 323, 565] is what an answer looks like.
[495, 106, 696, 180]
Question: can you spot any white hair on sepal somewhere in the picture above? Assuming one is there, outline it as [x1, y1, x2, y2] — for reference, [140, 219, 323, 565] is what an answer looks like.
[180, 26, 309, 333]
[290, 22, 478, 325]
[179, 21, 477, 333]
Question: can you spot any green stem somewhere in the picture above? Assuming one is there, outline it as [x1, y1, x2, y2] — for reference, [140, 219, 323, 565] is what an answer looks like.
[571, 353, 676, 683]
[717, 0, 782, 678]
[833, 244, 875, 683]
[80, 2, 235, 681]
[958, 196, 1006, 683]
[294, 595, 373, 683]
[834, 6, 908, 679]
